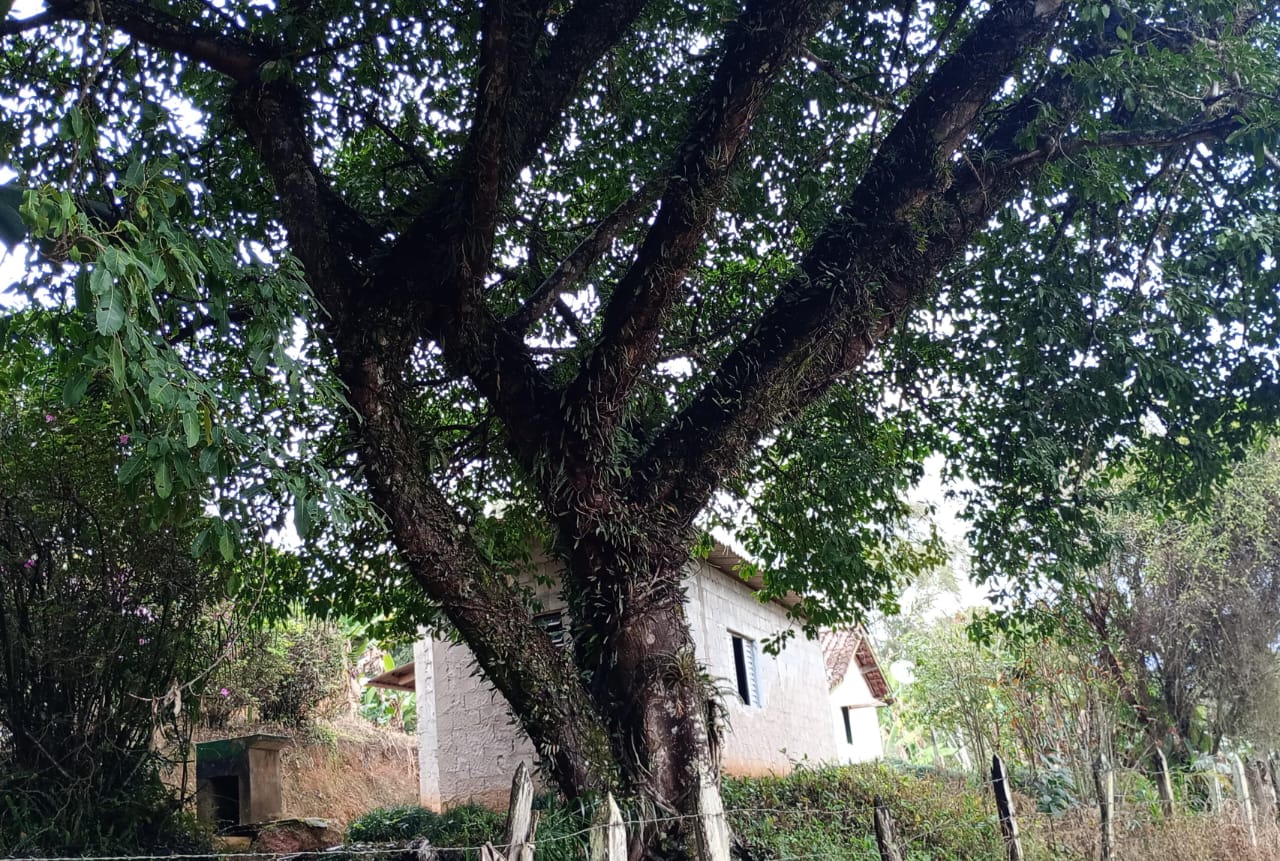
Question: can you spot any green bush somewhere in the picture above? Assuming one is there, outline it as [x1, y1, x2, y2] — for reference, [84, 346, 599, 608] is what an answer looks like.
[208, 616, 348, 726]
[346, 804, 440, 843]
[722, 762, 1016, 861]
[345, 803, 503, 859]
[0, 381, 223, 855]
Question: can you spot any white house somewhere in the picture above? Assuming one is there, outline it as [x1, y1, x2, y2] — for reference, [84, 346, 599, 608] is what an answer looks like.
[820, 628, 891, 763]
[369, 543, 889, 809]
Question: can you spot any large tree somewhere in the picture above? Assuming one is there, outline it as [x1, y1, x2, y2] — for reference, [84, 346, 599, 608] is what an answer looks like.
[3, 0, 1279, 855]
[1081, 440, 1280, 759]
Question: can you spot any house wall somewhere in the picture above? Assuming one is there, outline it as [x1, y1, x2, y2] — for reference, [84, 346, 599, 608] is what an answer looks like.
[828, 669, 885, 764]
[685, 560, 839, 775]
[416, 558, 839, 808]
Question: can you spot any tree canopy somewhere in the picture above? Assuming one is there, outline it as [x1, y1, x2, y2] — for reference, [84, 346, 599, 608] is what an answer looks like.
[3, 0, 1279, 853]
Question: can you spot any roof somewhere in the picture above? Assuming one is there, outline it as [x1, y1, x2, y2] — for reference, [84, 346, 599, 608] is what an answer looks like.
[703, 541, 804, 611]
[820, 628, 892, 703]
[366, 662, 416, 692]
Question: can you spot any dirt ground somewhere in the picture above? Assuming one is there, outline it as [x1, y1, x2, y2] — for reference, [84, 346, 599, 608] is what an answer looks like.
[170, 716, 419, 828]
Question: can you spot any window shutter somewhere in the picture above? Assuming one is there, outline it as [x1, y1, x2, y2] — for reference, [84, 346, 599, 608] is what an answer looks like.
[746, 642, 761, 707]
[731, 633, 762, 707]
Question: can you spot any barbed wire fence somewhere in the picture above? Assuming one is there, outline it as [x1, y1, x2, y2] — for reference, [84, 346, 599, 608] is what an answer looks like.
[7, 753, 1280, 861]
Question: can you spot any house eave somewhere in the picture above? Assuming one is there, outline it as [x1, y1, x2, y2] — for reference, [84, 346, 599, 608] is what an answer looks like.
[366, 662, 416, 693]
[703, 542, 805, 614]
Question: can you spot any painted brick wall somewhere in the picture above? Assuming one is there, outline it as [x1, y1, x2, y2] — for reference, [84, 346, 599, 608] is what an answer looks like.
[685, 560, 839, 775]
[417, 558, 840, 807]
[828, 668, 886, 763]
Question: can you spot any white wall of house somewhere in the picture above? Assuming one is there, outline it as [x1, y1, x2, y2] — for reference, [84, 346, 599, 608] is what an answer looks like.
[828, 668, 885, 764]
[685, 559, 838, 775]
[415, 557, 840, 809]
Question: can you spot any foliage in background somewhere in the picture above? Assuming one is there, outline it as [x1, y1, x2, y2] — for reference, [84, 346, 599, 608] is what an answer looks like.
[1079, 439, 1280, 758]
[892, 610, 1125, 812]
[344, 803, 506, 861]
[0, 353, 220, 854]
[359, 684, 418, 735]
[345, 804, 441, 844]
[204, 614, 349, 727]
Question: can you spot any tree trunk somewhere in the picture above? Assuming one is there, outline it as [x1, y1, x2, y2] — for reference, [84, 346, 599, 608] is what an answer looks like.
[566, 536, 727, 858]
[333, 319, 618, 798]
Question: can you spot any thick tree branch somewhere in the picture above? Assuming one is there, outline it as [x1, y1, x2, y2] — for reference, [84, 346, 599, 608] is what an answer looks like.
[630, 0, 1071, 517]
[10, 0, 268, 81]
[454, 0, 518, 277]
[562, 0, 840, 465]
[335, 335, 614, 797]
[230, 81, 380, 317]
[382, 0, 650, 288]
[502, 0, 652, 181]
[504, 180, 659, 335]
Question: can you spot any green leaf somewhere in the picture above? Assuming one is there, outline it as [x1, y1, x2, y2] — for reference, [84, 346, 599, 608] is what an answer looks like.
[218, 529, 234, 562]
[153, 460, 172, 499]
[190, 527, 210, 558]
[199, 445, 219, 473]
[95, 284, 126, 336]
[108, 338, 126, 387]
[62, 370, 91, 406]
[118, 452, 147, 486]
[294, 492, 311, 539]
[182, 409, 200, 448]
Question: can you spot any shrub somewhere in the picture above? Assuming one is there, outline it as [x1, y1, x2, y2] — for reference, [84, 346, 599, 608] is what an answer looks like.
[722, 762, 1011, 861]
[209, 616, 348, 726]
[346, 804, 440, 843]
[345, 803, 503, 860]
[0, 391, 222, 854]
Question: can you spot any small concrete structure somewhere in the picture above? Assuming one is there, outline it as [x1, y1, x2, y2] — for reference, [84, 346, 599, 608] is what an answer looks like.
[196, 734, 290, 828]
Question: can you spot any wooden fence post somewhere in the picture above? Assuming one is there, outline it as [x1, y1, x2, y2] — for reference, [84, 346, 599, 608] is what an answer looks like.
[872, 795, 903, 861]
[1269, 753, 1280, 822]
[692, 762, 732, 861]
[588, 792, 627, 861]
[1154, 748, 1175, 820]
[1206, 758, 1223, 814]
[990, 754, 1024, 861]
[502, 762, 536, 861]
[1246, 758, 1278, 825]
[1093, 755, 1114, 861]
[1230, 753, 1258, 848]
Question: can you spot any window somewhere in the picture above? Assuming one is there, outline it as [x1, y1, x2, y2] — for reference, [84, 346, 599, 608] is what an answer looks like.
[841, 706, 854, 745]
[534, 611, 568, 648]
[731, 633, 761, 707]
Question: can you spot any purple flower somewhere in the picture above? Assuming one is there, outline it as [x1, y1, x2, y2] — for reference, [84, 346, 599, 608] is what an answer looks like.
[22, 558, 34, 569]
[44, 414, 54, 423]
[219, 687, 230, 697]
[119, 434, 130, 445]
[138, 637, 149, 645]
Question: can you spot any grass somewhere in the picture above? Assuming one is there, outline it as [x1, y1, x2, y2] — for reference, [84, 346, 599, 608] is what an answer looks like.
[342, 763, 1280, 860]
